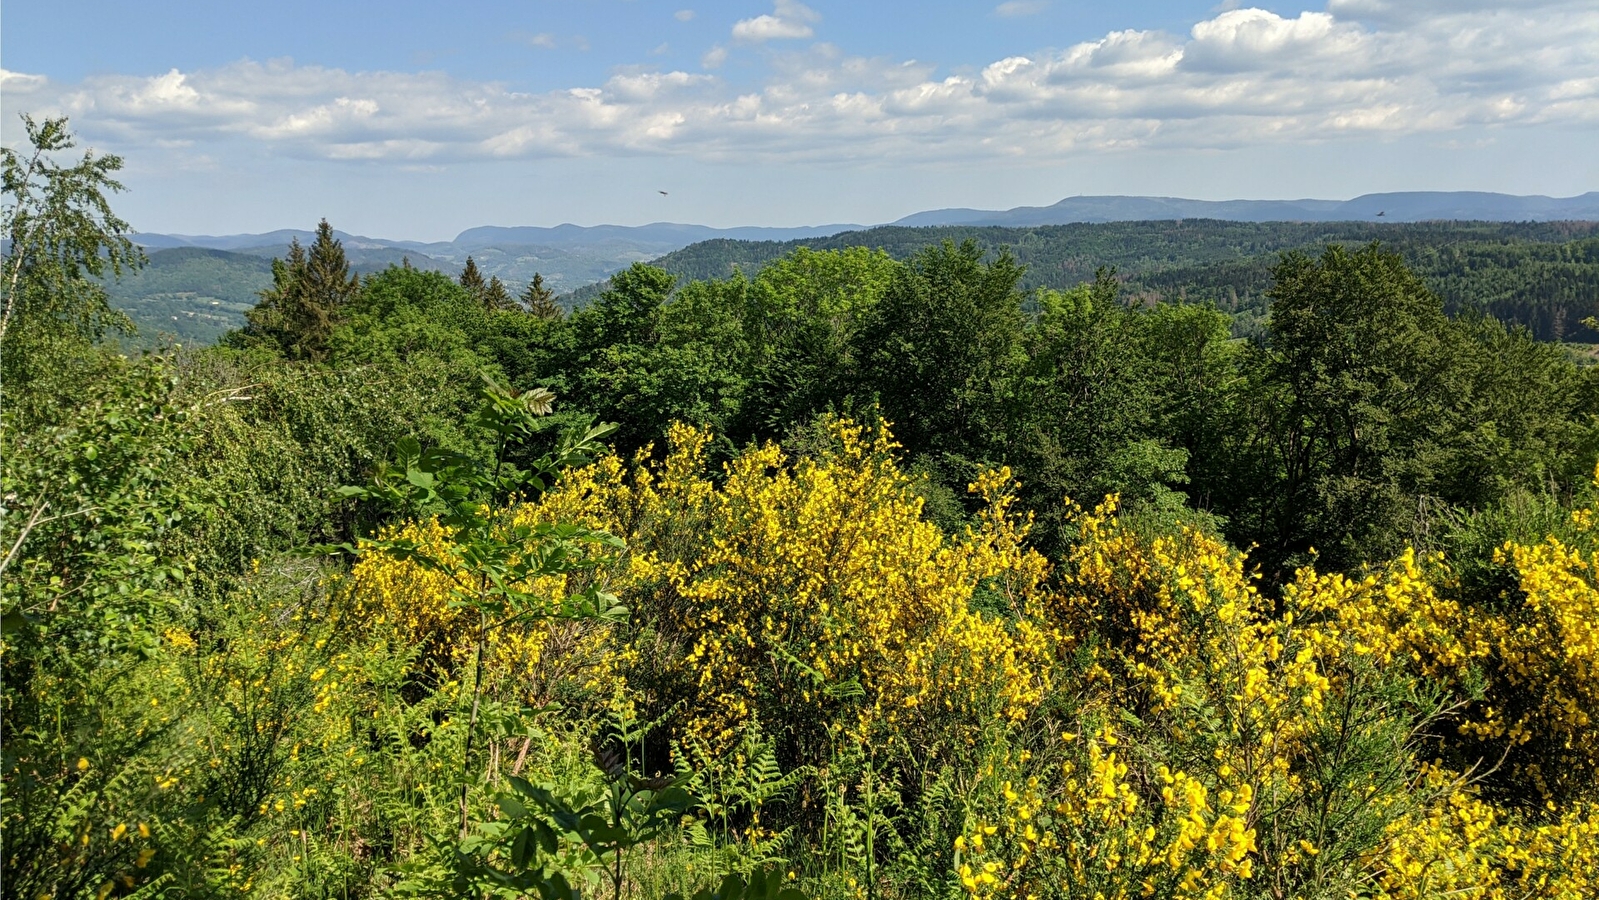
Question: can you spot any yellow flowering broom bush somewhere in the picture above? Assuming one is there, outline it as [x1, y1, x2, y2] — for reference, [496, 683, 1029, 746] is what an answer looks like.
[1463, 519, 1599, 803]
[526, 420, 1057, 755]
[344, 514, 626, 709]
[1373, 766, 1599, 900]
[331, 421, 1599, 899]
[956, 724, 1257, 900]
[1304, 473, 1599, 804]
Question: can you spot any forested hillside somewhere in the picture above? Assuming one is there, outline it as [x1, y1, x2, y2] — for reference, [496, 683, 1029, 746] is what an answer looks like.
[7, 119, 1599, 900]
[103, 247, 274, 345]
[631, 220, 1599, 341]
[113, 221, 1599, 347]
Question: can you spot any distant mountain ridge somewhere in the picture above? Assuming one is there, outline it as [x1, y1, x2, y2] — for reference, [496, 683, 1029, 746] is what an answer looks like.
[130, 191, 1599, 268]
[451, 222, 866, 249]
[116, 191, 1598, 346]
[892, 192, 1599, 227]
[127, 223, 871, 296]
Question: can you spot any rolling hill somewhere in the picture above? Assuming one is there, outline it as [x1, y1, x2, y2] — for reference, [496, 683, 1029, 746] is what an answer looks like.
[625, 219, 1599, 342]
[111, 192, 1599, 346]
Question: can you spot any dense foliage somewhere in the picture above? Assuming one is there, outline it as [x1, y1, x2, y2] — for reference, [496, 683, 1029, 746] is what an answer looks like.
[633, 220, 1599, 342]
[107, 220, 1599, 349]
[6, 119, 1599, 899]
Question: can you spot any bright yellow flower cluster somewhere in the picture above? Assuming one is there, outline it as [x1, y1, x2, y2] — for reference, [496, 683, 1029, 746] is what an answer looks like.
[531, 420, 1056, 747]
[343, 516, 622, 706]
[1055, 500, 1326, 790]
[1468, 528, 1599, 799]
[1375, 766, 1599, 899]
[959, 726, 1255, 900]
[1298, 476, 1599, 802]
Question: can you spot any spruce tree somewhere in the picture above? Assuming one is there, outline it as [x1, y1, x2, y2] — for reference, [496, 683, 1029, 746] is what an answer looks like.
[484, 275, 513, 311]
[304, 219, 360, 310]
[521, 272, 563, 320]
[459, 256, 486, 298]
[243, 238, 310, 359]
[239, 219, 357, 361]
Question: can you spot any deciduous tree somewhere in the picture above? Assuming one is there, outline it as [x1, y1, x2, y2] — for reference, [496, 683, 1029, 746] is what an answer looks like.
[1, 115, 142, 385]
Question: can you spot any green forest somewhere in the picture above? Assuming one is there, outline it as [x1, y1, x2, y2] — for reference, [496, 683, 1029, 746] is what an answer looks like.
[103, 248, 275, 347]
[109, 220, 1599, 350]
[6, 118, 1599, 900]
[623, 220, 1599, 343]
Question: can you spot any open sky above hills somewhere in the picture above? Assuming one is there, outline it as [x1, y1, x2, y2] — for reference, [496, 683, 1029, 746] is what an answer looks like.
[4, 0, 1597, 241]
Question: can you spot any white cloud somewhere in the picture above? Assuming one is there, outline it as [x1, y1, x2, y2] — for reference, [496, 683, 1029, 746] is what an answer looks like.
[675, 9, 695, 22]
[4, 4, 1596, 167]
[732, 0, 820, 42]
[701, 45, 729, 69]
[995, 1, 1049, 18]
[522, 32, 558, 49]
[1, 68, 48, 93]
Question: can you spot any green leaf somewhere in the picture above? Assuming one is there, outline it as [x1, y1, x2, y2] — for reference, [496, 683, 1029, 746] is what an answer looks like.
[534, 819, 559, 855]
[511, 826, 535, 867]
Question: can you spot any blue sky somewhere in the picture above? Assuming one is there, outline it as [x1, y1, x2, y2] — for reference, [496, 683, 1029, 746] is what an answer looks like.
[4, 0, 1596, 241]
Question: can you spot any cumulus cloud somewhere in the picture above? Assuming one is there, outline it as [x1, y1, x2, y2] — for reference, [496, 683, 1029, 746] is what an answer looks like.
[732, 0, 820, 42]
[4, 3, 1596, 166]
[675, 9, 695, 22]
[1, 68, 49, 93]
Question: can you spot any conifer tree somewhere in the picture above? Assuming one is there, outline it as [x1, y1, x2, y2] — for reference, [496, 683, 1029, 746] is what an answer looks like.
[484, 275, 513, 311]
[521, 272, 563, 320]
[459, 256, 486, 297]
[304, 219, 360, 309]
[239, 219, 357, 361]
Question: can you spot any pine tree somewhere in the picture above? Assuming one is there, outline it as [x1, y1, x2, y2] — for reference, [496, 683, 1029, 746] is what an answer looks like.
[521, 272, 563, 320]
[484, 275, 513, 311]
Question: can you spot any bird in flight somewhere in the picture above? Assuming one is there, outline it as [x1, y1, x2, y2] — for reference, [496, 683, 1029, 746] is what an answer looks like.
[659, 190, 669, 196]
[1376, 210, 1386, 217]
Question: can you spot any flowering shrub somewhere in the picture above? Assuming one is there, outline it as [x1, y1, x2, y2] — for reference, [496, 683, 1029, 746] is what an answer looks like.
[952, 491, 1599, 900]
[1303, 474, 1599, 804]
[530, 420, 1056, 753]
[330, 426, 1599, 900]
[957, 726, 1255, 900]
[1374, 767, 1599, 900]
[344, 516, 625, 709]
